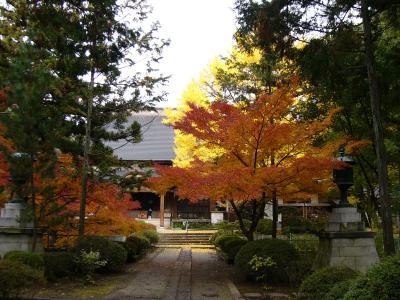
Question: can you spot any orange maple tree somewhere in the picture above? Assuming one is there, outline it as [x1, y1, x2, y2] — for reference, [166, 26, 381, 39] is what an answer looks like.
[0, 88, 14, 204]
[33, 154, 147, 247]
[150, 81, 346, 239]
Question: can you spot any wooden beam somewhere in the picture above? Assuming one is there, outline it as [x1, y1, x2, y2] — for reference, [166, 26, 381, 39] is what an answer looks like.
[160, 194, 165, 227]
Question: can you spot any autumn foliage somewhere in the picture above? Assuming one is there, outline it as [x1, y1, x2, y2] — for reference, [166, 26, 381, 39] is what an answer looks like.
[34, 154, 150, 247]
[150, 81, 345, 239]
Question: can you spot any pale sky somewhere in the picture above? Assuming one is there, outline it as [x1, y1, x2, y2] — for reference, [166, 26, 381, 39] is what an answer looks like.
[148, 0, 237, 108]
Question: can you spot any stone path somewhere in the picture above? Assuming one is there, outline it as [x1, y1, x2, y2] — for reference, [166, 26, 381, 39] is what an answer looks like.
[104, 247, 239, 300]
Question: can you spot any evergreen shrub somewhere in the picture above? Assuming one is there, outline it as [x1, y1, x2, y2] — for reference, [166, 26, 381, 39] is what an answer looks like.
[42, 252, 76, 281]
[123, 234, 151, 262]
[141, 230, 159, 244]
[74, 236, 127, 272]
[235, 238, 299, 284]
[298, 266, 359, 300]
[0, 260, 45, 298]
[343, 255, 400, 300]
[256, 218, 273, 235]
[323, 280, 354, 300]
[224, 238, 247, 263]
[4, 250, 44, 270]
[214, 233, 242, 249]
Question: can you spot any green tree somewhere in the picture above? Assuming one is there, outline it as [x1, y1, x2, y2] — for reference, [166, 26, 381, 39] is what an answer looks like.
[0, 0, 169, 236]
[234, 0, 400, 254]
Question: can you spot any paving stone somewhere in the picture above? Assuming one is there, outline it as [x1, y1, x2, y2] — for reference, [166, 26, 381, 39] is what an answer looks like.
[104, 247, 238, 300]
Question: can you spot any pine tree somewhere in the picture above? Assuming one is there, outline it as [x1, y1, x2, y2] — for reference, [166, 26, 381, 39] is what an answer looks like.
[0, 0, 169, 236]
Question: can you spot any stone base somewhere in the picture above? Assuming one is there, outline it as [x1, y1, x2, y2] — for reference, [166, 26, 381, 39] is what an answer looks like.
[314, 206, 379, 273]
[326, 207, 364, 232]
[0, 202, 33, 227]
[313, 231, 379, 272]
[0, 227, 43, 257]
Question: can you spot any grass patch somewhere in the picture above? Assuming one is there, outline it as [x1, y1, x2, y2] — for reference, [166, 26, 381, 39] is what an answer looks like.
[34, 273, 130, 298]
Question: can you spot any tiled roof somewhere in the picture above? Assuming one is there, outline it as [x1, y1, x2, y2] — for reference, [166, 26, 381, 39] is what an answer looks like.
[106, 110, 175, 161]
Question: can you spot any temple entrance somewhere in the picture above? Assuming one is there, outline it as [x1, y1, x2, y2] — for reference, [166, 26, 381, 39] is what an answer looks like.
[176, 199, 211, 219]
[129, 192, 214, 227]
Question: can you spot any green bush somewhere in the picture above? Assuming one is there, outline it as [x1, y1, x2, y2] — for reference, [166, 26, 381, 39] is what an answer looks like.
[215, 220, 240, 232]
[235, 238, 299, 284]
[123, 234, 151, 262]
[289, 234, 319, 251]
[42, 252, 76, 281]
[214, 233, 242, 249]
[4, 250, 44, 270]
[74, 236, 127, 272]
[298, 266, 359, 300]
[224, 238, 247, 262]
[141, 230, 159, 244]
[323, 280, 354, 300]
[209, 230, 228, 243]
[256, 218, 273, 235]
[343, 255, 400, 300]
[0, 260, 45, 298]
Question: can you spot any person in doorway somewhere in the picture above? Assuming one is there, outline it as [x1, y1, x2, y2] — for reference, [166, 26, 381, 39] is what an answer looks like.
[147, 207, 152, 220]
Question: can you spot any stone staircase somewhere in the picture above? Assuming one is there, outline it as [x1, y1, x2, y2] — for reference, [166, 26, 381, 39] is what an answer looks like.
[157, 231, 215, 248]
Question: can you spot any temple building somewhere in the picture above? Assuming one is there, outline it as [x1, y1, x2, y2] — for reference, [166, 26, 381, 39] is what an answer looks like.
[108, 109, 330, 229]
[107, 110, 221, 228]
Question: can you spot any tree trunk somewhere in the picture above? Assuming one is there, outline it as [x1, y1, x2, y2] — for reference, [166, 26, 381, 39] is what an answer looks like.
[361, 0, 395, 254]
[229, 200, 254, 241]
[30, 154, 37, 252]
[272, 190, 278, 238]
[79, 63, 95, 237]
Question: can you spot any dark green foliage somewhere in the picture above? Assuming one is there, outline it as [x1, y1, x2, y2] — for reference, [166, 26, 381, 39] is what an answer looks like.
[323, 280, 354, 300]
[74, 236, 127, 272]
[0, 260, 45, 298]
[141, 230, 159, 244]
[214, 234, 242, 249]
[343, 255, 400, 300]
[215, 221, 240, 233]
[298, 266, 359, 300]
[4, 250, 44, 270]
[256, 218, 273, 235]
[123, 234, 151, 262]
[224, 238, 247, 263]
[41, 252, 76, 281]
[234, 238, 299, 284]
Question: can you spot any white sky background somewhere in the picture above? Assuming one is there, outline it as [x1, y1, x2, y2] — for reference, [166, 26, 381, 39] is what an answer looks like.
[147, 0, 237, 108]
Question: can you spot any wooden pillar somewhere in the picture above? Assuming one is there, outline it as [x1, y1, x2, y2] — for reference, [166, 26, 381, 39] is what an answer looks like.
[171, 193, 178, 218]
[160, 193, 165, 227]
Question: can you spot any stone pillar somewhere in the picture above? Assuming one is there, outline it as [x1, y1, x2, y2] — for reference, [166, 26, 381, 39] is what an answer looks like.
[313, 206, 379, 273]
[0, 203, 43, 256]
[160, 194, 165, 227]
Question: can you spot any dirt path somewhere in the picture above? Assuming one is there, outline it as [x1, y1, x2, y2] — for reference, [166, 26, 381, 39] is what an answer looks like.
[103, 247, 239, 300]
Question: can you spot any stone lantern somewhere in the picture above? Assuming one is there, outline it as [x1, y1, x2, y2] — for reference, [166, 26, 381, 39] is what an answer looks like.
[333, 145, 356, 207]
[8, 152, 31, 203]
[0, 152, 43, 255]
[313, 146, 379, 272]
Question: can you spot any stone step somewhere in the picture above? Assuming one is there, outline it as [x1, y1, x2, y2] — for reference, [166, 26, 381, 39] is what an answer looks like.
[158, 233, 213, 246]
[155, 244, 215, 249]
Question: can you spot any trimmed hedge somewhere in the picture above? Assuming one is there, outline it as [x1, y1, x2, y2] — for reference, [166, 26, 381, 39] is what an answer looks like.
[141, 230, 159, 244]
[323, 280, 354, 300]
[224, 238, 247, 262]
[74, 236, 127, 272]
[4, 250, 44, 270]
[214, 233, 242, 249]
[123, 234, 151, 262]
[42, 252, 76, 281]
[256, 218, 273, 235]
[235, 238, 299, 284]
[343, 255, 400, 300]
[0, 260, 45, 298]
[298, 266, 359, 300]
